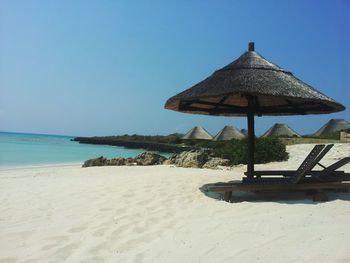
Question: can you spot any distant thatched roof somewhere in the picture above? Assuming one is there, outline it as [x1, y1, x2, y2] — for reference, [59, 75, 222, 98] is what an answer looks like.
[182, 126, 213, 140]
[262, 123, 300, 138]
[214, 126, 245, 141]
[313, 119, 350, 136]
[165, 43, 345, 116]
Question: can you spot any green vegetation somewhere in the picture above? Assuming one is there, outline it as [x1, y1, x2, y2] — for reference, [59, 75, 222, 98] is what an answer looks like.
[254, 137, 289, 164]
[95, 133, 183, 145]
[182, 137, 289, 165]
[75, 134, 289, 165]
[74, 133, 187, 153]
[303, 131, 340, 140]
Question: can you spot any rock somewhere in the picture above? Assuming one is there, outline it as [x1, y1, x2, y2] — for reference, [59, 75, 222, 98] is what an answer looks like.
[168, 150, 230, 169]
[82, 152, 166, 167]
[162, 159, 173, 165]
[172, 150, 209, 168]
[202, 157, 230, 169]
[107, 157, 126, 166]
[166, 154, 177, 165]
[82, 156, 108, 167]
[124, 158, 136, 166]
[134, 152, 167, 165]
[82, 151, 228, 169]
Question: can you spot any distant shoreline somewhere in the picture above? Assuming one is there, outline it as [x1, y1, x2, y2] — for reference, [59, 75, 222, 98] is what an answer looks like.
[0, 162, 82, 171]
[0, 130, 75, 138]
[73, 136, 191, 153]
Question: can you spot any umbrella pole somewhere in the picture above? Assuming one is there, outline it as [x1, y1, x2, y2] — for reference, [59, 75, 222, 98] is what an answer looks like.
[246, 98, 255, 179]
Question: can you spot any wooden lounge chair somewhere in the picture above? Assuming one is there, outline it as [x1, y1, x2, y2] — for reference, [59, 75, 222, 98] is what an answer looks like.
[245, 144, 327, 178]
[253, 157, 350, 182]
[208, 144, 350, 202]
[243, 144, 350, 183]
[243, 144, 327, 182]
[313, 157, 350, 181]
[208, 181, 350, 202]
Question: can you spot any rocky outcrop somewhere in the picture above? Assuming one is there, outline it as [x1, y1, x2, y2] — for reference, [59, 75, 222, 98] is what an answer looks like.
[83, 156, 108, 167]
[168, 150, 209, 168]
[107, 157, 126, 166]
[82, 151, 231, 169]
[166, 150, 230, 169]
[125, 158, 137, 166]
[202, 157, 230, 169]
[134, 152, 167, 165]
[82, 152, 167, 167]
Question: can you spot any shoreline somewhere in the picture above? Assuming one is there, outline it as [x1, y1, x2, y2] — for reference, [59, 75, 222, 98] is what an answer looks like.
[0, 162, 82, 171]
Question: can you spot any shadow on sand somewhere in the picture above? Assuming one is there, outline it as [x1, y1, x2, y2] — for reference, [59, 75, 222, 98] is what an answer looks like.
[199, 181, 350, 204]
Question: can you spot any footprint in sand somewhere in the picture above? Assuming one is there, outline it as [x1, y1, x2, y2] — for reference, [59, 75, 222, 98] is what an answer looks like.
[117, 230, 162, 252]
[161, 218, 177, 229]
[132, 225, 148, 234]
[47, 235, 69, 243]
[88, 241, 110, 254]
[41, 243, 59, 251]
[0, 258, 17, 263]
[68, 226, 86, 233]
[122, 192, 136, 198]
[80, 256, 105, 263]
[92, 227, 108, 237]
[50, 242, 82, 261]
[145, 217, 160, 225]
[111, 224, 133, 236]
[114, 206, 128, 214]
[99, 207, 112, 212]
[134, 252, 145, 263]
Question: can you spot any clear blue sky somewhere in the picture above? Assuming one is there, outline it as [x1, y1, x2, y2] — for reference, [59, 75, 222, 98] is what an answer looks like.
[1, 0, 349, 136]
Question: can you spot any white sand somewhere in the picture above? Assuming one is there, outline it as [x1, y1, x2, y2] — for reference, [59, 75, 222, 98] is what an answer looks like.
[1, 144, 350, 263]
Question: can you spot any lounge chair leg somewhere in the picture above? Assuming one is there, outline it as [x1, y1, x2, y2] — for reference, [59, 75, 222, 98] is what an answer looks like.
[312, 191, 329, 202]
[224, 191, 232, 202]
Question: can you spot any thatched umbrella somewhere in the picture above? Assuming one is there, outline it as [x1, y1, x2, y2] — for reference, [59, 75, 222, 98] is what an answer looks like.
[165, 42, 345, 179]
[182, 126, 213, 140]
[261, 123, 300, 138]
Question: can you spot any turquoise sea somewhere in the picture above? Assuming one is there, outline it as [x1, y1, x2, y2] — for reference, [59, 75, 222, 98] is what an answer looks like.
[0, 132, 168, 169]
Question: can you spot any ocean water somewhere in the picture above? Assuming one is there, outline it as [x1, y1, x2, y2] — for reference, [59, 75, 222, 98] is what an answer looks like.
[0, 132, 169, 169]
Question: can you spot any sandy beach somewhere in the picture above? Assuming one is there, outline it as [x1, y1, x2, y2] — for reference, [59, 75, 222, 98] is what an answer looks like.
[1, 144, 350, 263]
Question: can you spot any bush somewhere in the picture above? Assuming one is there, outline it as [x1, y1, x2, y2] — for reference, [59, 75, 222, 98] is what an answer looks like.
[96, 133, 184, 145]
[182, 139, 219, 148]
[254, 137, 289, 164]
[189, 137, 289, 165]
[212, 139, 246, 164]
[308, 131, 340, 140]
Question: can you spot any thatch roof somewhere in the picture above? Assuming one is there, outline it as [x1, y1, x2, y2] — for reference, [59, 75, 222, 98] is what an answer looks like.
[313, 119, 350, 136]
[165, 43, 345, 116]
[261, 123, 300, 138]
[214, 126, 245, 141]
[182, 126, 213, 140]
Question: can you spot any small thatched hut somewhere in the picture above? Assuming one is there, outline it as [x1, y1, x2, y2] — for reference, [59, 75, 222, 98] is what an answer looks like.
[313, 119, 350, 136]
[214, 126, 245, 141]
[182, 126, 213, 140]
[261, 123, 300, 138]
